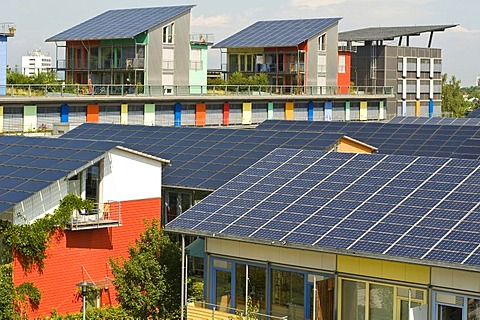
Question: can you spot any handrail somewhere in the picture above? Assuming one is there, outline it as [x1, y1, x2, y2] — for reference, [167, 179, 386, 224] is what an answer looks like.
[68, 200, 121, 230]
[187, 299, 288, 320]
[0, 84, 394, 98]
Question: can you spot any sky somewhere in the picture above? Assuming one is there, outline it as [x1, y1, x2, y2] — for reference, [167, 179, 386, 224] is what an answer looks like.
[2, 0, 479, 86]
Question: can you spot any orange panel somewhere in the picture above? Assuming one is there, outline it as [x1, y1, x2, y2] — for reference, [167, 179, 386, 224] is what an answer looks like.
[223, 102, 230, 126]
[196, 102, 206, 127]
[86, 104, 99, 122]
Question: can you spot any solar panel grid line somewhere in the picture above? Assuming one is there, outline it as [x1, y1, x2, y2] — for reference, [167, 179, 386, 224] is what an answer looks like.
[383, 163, 480, 255]
[191, 149, 306, 231]
[278, 154, 392, 243]
[420, 200, 480, 262]
[223, 150, 334, 236]
[463, 243, 480, 264]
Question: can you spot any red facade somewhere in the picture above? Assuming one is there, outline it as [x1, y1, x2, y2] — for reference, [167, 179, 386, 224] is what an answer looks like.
[337, 51, 351, 94]
[13, 197, 162, 318]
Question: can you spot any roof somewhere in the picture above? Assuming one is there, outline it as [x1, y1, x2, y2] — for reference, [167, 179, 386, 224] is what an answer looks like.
[166, 148, 480, 271]
[467, 108, 480, 118]
[213, 18, 341, 48]
[256, 120, 480, 160]
[0, 136, 118, 214]
[61, 123, 347, 191]
[46, 5, 194, 41]
[389, 116, 480, 126]
[338, 24, 457, 42]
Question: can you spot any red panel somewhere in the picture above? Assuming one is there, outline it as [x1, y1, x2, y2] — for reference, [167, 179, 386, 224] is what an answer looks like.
[13, 198, 162, 318]
[337, 51, 351, 94]
[196, 102, 206, 127]
[86, 104, 99, 122]
[223, 102, 230, 126]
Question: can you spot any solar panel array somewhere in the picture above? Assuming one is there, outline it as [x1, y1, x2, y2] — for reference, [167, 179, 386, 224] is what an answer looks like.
[0, 136, 118, 214]
[467, 108, 480, 118]
[62, 123, 344, 190]
[166, 148, 480, 268]
[46, 6, 194, 41]
[389, 116, 480, 126]
[257, 120, 480, 159]
[213, 18, 341, 48]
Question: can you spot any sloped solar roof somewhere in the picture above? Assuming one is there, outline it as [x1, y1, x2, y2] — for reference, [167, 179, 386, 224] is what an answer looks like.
[467, 108, 480, 118]
[339, 24, 457, 42]
[46, 5, 194, 41]
[166, 148, 480, 270]
[0, 136, 118, 214]
[256, 120, 480, 160]
[61, 123, 347, 190]
[213, 18, 341, 48]
[389, 116, 480, 126]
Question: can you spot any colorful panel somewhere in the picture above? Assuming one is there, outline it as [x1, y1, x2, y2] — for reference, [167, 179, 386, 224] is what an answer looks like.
[60, 104, 69, 123]
[86, 104, 99, 123]
[402, 101, 407, 117]
[324, 101, 332, 121]
[0, 106, 3, 133]
[345, 101, 351, 121]
[429, 100, 434, 118]
[0, 37, 6, 95]
[285, 102, 294, 120]
[242, 102, 252, 125]
[196, 102, 206, 126]
[379, 101, 385, 120]
[223, 102, 230, 126]
[23, 105, 37, 132]
[144, 103, 155, 125]
[174, 102, 182, 127]
[121, 104, 128, 125]
[359, 101, 368, 121]
[307, 101, 314, 121]
[415, 100, 421, 117]
[267, 102, 274, 120]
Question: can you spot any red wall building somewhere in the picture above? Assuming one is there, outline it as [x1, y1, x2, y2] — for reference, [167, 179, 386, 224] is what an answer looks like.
[337, 51, 351, 94]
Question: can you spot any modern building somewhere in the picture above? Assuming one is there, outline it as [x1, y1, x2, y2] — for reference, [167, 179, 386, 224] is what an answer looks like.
[338, 25, 457, 117]
[214, 18, 342, 94]
[0, 135, 168, 318]
[0, 22, 15, 95]
[46, 6, 210, 95]
[166, 148, 480, 320]
[21, 48, 52, 76]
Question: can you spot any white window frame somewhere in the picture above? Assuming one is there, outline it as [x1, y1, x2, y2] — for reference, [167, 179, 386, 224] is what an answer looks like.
[318, 33, 327, 51]
[163, 23, 174, 44]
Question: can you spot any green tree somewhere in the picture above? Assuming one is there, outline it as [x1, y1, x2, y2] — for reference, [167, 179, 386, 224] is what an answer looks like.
[441, 74, 472, 117]
[0, 264, 15, 320]
[110, 219, 182, 319]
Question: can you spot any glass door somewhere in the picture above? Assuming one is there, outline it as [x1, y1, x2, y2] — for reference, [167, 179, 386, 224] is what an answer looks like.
[437, 304, 462, 320]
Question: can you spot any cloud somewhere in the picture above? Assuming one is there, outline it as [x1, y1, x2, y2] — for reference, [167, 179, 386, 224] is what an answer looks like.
[191, 14, 229, 27]
[290, 0, 349, 8]
[450, 25, 480, 34]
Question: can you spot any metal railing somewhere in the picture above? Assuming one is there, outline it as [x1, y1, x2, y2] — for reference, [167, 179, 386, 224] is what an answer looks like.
[187, 300, 288, 320]
[0, 84, 394, 98]
[0, 22, 15, 36]
[68, 200, 121, 230]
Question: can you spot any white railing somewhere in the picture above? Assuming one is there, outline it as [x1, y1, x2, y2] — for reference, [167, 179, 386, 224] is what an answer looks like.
[68, 201, 121, 230]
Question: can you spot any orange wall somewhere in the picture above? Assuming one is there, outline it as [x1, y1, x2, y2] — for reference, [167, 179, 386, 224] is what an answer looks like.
[196, 103, 206, 126]
[86, 104, 99, 122]
[337, 52, 351, 94]
[13, 197, 162, 318]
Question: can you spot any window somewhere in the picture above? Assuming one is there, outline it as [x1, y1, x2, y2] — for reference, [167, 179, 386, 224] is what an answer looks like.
[318, 54, 327, 73]
[163, 23, 174, 44]
[271, 269, 304, 319]
[338, 54, 346, 74]
[318, 33, 327, 51]
[190, 48, 202, 71]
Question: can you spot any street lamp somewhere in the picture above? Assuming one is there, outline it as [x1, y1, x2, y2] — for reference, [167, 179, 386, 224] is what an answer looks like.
[76, 280, 94, 320]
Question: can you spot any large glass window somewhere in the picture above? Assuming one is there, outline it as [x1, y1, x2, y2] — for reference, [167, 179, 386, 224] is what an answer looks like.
[369, 284, 393, 320]
[342, 280, 366, 320]
[86, 162, 100, 203]
[215, 269, 232, 312]
[271, 269, 304, 320]
[163, 23, 174, 44]
[235, 264, 267, 314]
[468, 298, 480, 320]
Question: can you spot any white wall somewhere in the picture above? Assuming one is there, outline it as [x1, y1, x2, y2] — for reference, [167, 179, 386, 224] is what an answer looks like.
[102, 148, 163, 202]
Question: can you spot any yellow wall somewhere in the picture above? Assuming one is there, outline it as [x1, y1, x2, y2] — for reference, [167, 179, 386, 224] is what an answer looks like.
[0, 106, 3, 133]
[285, 102, 294, 120]
[359, 101, 368, 120]
[337, 255, 430, 284]
[120, 104, 128, 124]
[415, 100, 421, 117]
[337, 137, 376, 154]
[242, 102, 252, 125]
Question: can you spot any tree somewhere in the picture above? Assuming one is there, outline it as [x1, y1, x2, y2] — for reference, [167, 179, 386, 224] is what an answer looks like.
[441, 74, 472, 117]
[110, 219, 182, 319]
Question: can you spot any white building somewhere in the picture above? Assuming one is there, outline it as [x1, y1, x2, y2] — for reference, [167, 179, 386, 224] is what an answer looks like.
[21, 48, 52, 75]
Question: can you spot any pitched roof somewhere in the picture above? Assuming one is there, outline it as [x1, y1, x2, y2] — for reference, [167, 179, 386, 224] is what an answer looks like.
[46, 5, 194, 41]
[213, 17, 341, 48]
[339, 24, 457, 42]
[166, 148, 480, 271]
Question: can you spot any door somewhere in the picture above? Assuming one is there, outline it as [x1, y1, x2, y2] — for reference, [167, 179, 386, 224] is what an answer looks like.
[437, 304, 462, 320]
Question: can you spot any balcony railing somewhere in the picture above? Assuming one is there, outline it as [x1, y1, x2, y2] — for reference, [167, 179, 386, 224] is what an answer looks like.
[187, 300, 288, 320]
[0, 22, 16, 37]
[0, 84, 394, 98]
[67, 201, 121, 231]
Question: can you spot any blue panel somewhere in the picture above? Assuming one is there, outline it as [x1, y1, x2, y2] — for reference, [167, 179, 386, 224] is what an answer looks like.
[61, 103, 69, 122]
[0, 36, 6, 95]
[307, 101, 314, 121]
[429, 100, 434, 118]
[324, 101, 332, 121]
[174, 102, 182, 127]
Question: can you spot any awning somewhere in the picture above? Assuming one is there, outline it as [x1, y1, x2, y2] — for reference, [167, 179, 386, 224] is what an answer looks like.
[186, 238, 204, 258]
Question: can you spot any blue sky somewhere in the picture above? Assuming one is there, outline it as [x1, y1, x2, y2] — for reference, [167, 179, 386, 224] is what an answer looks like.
[3, 0, 479, 85]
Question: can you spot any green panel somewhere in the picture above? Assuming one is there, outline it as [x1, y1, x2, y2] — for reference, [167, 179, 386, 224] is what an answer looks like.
[24, 105, 37, 116]
[144, 103, 155, 114]
[345, 101, 351, 121]
[267, 102, 274, 120]
[379, 100, 385, 120]
[100, 38, 136, 45]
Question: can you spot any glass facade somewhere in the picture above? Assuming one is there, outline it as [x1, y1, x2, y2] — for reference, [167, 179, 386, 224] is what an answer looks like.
[434, 292, 480, 320]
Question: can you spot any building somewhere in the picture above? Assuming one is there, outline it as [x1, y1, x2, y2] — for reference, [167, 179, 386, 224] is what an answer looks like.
[21, 48, 52, 76]
[46, 6, 210, 95]
[166, 148, 480, 320]
[214, 18, 342, 94]
[0, 22, 15, 95]
[338, 25, 457, 117]
[0, 135, 168, 317]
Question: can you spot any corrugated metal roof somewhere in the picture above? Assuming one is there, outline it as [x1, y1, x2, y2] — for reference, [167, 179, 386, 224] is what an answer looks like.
[213, 17, 341, 48]
[46, 5, 194, 41]
[339, 24, 457, 42]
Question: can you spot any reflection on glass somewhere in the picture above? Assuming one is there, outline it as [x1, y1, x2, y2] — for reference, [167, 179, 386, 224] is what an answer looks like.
[369, 284, 394, 320]
[215, 270, 231, 312]
[468, 298, 480, 320]
[438, 305, 462, 320]
[341, 280, 366, 320]
[271, 269, 304, 319]
[235, 264, 267, 314]
[400, 300, 421, 320]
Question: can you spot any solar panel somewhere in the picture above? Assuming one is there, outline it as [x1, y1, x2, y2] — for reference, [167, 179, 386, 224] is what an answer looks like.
[47, 6, 194, 41]
[213, 18, 341, 48]
[256, 120, 480, 160]
[467, 108, 480, 118]
[166, 148, 480, 268]
[389, 116, 480, 126]
[62, 123, 346, 190]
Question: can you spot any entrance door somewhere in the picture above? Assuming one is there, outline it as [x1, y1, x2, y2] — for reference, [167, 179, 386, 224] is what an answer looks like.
[437, 304, 462, 320]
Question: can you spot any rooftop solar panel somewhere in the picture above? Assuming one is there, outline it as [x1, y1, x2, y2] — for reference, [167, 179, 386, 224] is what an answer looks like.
[213, 18, 341, 48]
[62, 123, 347, 190]
[389, 116, 480, 126]
[256, 120, 480, 160]
[467, 108, 480, 118]
[46, 5, 194, 41]
[166, 148, 480, 270]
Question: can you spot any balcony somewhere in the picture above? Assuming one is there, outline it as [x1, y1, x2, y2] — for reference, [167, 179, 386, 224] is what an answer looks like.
[0, 22, 15, 37]
[67, 201, 121, 231]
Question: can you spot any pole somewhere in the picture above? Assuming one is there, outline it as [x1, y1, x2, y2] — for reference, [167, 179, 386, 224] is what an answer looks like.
[245, 265, 249, 317]
[312, 276, 316, 320]
[82, 294, 86, 320]
[181, 235, 185, 320]
[185, 254, 188, 309]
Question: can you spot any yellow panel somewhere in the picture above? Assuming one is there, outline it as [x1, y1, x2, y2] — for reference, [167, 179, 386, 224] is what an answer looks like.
[360, 101, 368, 120]
[415, 100, 421, 117]
[0, 106, 3, 133]
[337, 137, 375, 154]
[285, 102, 294, 120]
[242, 102, 252, 125]
[406, 264, 430, 285]
[120, 104, 128, 125]
[337, 255, 360, 274]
